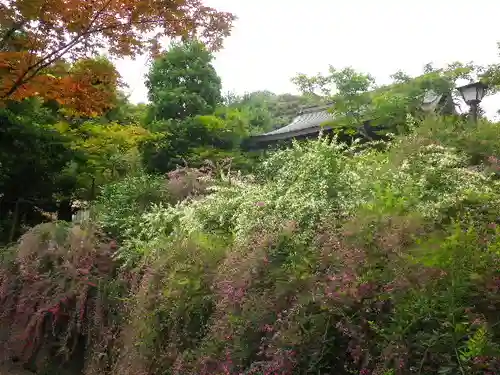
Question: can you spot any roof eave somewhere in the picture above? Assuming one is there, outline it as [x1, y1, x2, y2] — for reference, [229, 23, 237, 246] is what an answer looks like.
[251, 124, 333, 143]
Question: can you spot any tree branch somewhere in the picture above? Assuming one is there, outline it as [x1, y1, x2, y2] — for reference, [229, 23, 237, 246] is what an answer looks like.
[0, 19, 28, 51]
[1, 0, 114, 99]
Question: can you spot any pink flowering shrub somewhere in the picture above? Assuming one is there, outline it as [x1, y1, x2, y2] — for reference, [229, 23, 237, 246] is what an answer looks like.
[121, 216, 500, 375]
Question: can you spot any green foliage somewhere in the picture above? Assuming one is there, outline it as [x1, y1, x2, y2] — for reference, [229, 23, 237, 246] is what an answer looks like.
[224, 90, 326, 134]
[54, 119, 152, 199]
[414, 116, 500, 166]
[0, 100, 75, 242]
[141, 110, 252, 173]
[104, 93, 148, 125]
[141, 40, 260, 173]
[4, 112, 500, 374]
[0, 53, 154, 243]
[291, 62, 480, 138]
[6, 42, 500, 375]
[95, 173, 170, 239]
[146, 40, 222, 122]
[326, 67, 375, 123]
[86, 115, 500, 375]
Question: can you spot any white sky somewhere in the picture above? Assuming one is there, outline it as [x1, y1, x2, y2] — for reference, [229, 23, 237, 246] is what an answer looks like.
[115, 0, 500, 118]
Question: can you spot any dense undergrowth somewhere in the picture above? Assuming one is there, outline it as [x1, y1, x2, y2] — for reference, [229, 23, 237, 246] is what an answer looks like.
[1, 116, 500, 375]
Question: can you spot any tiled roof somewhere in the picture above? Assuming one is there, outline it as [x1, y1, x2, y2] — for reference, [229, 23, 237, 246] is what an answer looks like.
[260, 110, 334, 137]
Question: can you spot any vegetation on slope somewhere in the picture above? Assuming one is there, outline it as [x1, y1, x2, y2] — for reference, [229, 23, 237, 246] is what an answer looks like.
[2, 115, 500, 375]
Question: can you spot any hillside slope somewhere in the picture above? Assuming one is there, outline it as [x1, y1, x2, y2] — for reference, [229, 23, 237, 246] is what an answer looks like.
[1, 116, 500, 375]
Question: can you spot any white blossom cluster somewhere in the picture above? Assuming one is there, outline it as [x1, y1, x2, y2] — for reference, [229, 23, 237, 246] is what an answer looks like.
[122, 134, 500, 261]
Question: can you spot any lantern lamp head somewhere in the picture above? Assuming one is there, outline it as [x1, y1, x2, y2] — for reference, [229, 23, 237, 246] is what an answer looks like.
[457, 81, 488, 105]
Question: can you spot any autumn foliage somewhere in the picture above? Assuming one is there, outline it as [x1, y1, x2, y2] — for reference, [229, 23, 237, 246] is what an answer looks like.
[0, 57, 122, 116]
[0, 0, 235, 114]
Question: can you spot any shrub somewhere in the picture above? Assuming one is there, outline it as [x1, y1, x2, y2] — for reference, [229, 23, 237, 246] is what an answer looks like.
[3, 116, 500, 375]
[99, 166, 216, 267]
[107, 117, 500, 374]
[415, 116, 500, 166]
[0, 222, 123, 375]
[95, 173, 170, 239]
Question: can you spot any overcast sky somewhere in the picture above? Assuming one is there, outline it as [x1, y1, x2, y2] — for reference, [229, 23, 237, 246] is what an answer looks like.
[115, 0, 500, 118]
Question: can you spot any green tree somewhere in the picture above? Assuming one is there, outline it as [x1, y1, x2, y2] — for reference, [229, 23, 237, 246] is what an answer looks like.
[141, 40, 253, 173]
[145, 40, 222, 122]
[0, 56, 154, 241]
[141, 111, 250, 173]
[103, 93, 148, 125]
[0, 99, 75, 242]
[54, 120, 153, 200]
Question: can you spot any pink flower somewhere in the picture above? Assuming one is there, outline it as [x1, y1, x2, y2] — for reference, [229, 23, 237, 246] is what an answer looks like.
[255, 201, 265, 207]
[473, 355, 489, 365]
[472, 317, 484, 326]
[342, 272, 355, 282]
[488, 155, 499, 164]
[261, 324, 274, 332]
[384, 284, 395, 293]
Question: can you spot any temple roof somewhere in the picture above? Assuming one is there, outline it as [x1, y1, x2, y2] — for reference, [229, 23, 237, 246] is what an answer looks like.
[253, 105, 334, 142]
[251, 90, 450, 144]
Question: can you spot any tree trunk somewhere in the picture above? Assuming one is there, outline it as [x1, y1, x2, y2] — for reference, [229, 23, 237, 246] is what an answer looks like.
[57, 200, 73, 222]
[8, 200, 20, 243]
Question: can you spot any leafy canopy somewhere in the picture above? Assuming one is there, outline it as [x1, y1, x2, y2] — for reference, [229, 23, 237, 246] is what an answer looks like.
[146, 40, 223, 122]
[291, 62, 487, 137]
[141, 40, 252, 173]
[54, 120, 153, 200]
[0, 0, 235, 113]
[292, 53, 500, 136]
[0, 100, 75, 241]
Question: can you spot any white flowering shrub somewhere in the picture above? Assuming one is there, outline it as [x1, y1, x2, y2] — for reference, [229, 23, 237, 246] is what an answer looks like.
[117, 202, 182, 266]
[96, 173, 170, 239]
[159, 133, 499, 249]
[112, 127, 499, 264]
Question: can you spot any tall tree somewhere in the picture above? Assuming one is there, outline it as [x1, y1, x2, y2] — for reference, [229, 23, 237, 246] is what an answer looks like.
[56, 56, 121, 116]
[145, 40, 223, 122]
[0, 0, 234, 113]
